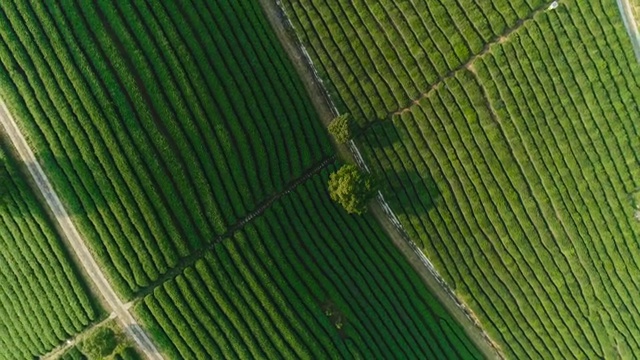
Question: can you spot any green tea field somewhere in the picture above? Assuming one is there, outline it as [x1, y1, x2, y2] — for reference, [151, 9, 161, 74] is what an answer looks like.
[0, 0, 482, 359]
[0, 139, 96, 359]
[136, 169, 480, 359]
[283, 0, 640, 358]
[0, 0, 331, 297]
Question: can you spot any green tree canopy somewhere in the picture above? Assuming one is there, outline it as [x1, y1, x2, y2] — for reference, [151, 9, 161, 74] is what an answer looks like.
[327, 113, 355, 143]
[328, 164, 376, 214]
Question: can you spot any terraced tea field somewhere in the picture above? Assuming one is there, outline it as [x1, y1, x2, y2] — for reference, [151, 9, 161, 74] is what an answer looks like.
[0, 140, 96, 359]
[0, 0, 481, 359]
[283, 0, 549, 122]
[283, 0, 640, 358]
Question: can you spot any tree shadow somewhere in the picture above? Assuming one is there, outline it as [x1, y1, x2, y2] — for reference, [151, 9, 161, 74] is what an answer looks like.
[380, 167, 441, 215]
[358, 119, 401, 149]
[361, 120, 442, 216]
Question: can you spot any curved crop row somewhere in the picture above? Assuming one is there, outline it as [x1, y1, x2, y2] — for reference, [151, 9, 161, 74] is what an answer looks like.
[0, 142, 95, 360]
[135, 169, 480, 359]
[282, 0, 545, 121]
[0, 0, 330, 295]
[354, 1, 640, 358]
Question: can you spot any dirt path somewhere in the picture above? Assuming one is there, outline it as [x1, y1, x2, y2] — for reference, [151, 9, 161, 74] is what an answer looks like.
[258, 0, 502, 358]
[618, 0, 640, 62]
[0, 100, 163, 360]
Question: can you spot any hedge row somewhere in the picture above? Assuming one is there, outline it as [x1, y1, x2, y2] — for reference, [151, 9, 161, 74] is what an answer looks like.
[135, 169, 480, 359]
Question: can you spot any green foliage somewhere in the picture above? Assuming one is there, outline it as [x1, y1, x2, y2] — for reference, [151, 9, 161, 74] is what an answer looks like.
[327, 113, 355, 143]
[79, 327, 119, 359]
[0, 164, 9, 201]
[283, 0, 640, 358]
[0, 0, 484, 358]
[0, 0, 332, 301]
[135, 170, 480, 359]
[328, 164, 375, 215]
[633, 191, 640, 209]
[282, 0, 539, 121]
[112, 347, 141, 360]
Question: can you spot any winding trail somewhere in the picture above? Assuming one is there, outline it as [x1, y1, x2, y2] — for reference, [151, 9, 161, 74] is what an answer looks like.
[0, 100, 163, 360]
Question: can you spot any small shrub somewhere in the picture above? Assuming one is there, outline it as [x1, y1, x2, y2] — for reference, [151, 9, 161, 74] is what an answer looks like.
[327, 113, 355, 143]
[328, 164, 376, 215]
[60, 346, 86, 360]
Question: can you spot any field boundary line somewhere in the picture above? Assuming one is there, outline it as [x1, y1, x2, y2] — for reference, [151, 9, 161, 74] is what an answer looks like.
[132, 155, 336, 299]
[617, 0, 640, 62]
[259, 0, 503, 358]
[0, 100, 163, 360]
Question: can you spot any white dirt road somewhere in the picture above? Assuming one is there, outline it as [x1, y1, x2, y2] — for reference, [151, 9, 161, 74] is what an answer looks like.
[0, 100, 162, 360]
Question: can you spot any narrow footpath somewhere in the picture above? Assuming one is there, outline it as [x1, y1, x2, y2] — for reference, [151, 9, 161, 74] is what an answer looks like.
[0, 100, 163, 360]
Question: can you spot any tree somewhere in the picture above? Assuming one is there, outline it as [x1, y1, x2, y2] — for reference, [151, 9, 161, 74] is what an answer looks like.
[327, 113, 355, 143]
[328, 164, 376, 215]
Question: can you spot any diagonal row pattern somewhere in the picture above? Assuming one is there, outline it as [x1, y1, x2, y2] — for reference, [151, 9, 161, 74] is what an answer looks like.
[134, 168, 481, 360]
[0, 0, 331, 297]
